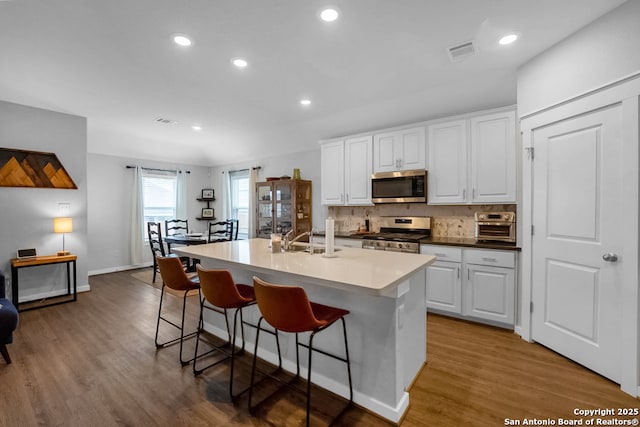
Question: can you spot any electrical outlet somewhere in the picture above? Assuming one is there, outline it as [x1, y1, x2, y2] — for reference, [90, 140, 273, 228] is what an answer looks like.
[59, 203, 70, 215]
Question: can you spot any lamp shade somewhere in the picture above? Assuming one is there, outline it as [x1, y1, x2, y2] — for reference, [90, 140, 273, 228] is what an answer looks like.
[53, 217, 73, 233]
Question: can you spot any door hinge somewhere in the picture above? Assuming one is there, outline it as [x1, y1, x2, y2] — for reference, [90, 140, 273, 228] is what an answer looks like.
[530, 302, 534, 313]
[525, 147, 534, 160]
[531, 225, 534, 236]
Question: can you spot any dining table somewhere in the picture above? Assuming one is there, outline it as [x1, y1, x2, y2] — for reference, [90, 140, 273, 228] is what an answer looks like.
[164, 233, 208, 253]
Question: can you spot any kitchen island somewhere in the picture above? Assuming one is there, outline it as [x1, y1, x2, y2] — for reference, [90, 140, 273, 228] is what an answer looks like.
[174, 238, 435, 423]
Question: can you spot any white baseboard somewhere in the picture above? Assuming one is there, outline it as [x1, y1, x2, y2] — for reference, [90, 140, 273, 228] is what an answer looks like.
[89, 262, 152, 276]
[18, 284, 91, 303]
[201, 320, 409, 423]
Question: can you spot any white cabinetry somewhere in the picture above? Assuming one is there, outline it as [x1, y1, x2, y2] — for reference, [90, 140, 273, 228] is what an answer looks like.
[373, 127, 426, 173]
[320, 136, 372, 206]
[428, 109, 516, 204]
[427, 120, 467, 203]
[423, 245, 462, 314]
[421, 245, 516, 327]
[463, 249, 515, 325]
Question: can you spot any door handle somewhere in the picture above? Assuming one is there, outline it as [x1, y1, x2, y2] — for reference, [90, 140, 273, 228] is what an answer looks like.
[602, 253, 618, 262]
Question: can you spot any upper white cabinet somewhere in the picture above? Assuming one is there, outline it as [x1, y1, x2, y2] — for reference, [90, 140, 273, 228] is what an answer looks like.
[428, 109, 516, 204]
[320, 136, 373, 206]
[427, 119, 468, 203]
[373, 127, 426, 173]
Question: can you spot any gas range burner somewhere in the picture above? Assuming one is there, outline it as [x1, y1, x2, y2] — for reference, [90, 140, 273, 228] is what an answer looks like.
[361, 217, 432, 253]
[366, 232, 430, 243]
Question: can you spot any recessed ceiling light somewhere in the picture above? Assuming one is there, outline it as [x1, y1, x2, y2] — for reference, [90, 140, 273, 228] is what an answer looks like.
[498, 33, 519, 45]
[172, 34, 192, 47]
[300, 99, 312, 106]
[319, 7, 340, 22]
[231, 58, 248, 68]
[192, 125, 202, 131]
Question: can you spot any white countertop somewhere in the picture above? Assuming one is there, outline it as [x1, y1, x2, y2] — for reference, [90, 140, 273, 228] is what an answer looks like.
[174, 238, 435, 296]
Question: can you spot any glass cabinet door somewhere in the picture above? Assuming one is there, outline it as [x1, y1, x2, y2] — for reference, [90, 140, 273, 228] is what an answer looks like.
[274, 181, 292, 234]
[256, 183, 273, 237]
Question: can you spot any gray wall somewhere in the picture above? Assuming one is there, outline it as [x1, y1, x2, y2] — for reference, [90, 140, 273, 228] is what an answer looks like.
[87, 153, 213, 274]
[517, 0, 640, 115]
[0, 100, 88, 301]
[210, 148, 326, 230]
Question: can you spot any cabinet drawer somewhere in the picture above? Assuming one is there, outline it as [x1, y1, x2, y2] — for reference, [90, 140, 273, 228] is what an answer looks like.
[420, 245, 462, 262]
[464, 249, 515, 268]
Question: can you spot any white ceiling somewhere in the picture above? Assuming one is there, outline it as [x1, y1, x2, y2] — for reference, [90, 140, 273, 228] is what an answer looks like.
[0, 0, 627, 167]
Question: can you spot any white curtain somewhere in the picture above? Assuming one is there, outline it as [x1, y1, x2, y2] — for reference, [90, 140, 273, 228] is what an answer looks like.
[221, 170, 232, 220]
[176, 170, 187, 221]
[130, 166, 144, 265]
[249, 167, 258, 238]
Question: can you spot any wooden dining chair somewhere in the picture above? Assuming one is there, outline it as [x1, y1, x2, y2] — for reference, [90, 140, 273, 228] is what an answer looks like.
[165, 219, 188, 237]
[208, 220, 235, 243]
[147, 222, 189, 283]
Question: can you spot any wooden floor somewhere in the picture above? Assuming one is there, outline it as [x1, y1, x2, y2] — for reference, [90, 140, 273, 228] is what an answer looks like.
[1, 269, 637, 426]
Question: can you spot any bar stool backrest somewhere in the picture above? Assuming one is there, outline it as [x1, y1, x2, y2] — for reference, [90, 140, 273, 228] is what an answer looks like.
[197, 265, 251, 309]
[157, 256, 197, 291]
[253, 276, 326, 333]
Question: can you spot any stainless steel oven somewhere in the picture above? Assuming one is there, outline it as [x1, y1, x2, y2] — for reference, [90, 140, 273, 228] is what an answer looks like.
[371, 169, 427, 204]
[475, 212, 516, 242]
[362, 216, 431, 253]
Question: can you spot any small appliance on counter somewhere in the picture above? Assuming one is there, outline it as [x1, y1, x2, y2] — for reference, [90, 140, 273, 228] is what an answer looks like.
[474, 211, 516, 243]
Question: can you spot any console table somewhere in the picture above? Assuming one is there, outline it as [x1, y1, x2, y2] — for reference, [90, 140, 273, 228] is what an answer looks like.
[10, 254, 77, 312]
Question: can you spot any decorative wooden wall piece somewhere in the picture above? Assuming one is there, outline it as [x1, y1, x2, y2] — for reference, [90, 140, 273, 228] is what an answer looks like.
[0, 148, 77, 189]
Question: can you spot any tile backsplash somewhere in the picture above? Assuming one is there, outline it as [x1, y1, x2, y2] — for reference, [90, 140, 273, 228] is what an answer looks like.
[327, 204, 516, 238]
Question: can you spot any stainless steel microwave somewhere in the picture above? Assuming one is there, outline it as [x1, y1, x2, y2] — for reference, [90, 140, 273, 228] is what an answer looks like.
[371, 169, 427, 203]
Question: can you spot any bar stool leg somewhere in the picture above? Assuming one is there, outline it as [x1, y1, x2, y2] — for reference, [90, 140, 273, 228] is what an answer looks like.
[154, 284, 167, 347]
[341, 317, 354, 403]
[178, 290, 189, 365]
[295, 333, 300, 377]
[248, 317, 264, 414]
[229, 306, 242, 399]
[306, 331, 318, 427]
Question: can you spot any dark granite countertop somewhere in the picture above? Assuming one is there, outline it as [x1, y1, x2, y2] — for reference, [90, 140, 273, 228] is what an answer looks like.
[419, 236, 521, 251]
[315, 232, 521, 251]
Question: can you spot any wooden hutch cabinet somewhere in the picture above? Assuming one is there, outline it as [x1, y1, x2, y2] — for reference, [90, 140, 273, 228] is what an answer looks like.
[256, 179, 312, 238]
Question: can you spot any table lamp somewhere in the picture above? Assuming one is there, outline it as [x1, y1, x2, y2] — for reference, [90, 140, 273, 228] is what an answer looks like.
[53, 217, 73, 256]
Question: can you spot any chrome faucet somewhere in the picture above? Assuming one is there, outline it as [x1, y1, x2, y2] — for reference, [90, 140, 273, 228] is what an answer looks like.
[284, 230, 313, 251]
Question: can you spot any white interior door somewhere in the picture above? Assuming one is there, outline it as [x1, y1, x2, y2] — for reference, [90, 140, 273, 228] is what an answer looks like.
[531, 104, 623, 383]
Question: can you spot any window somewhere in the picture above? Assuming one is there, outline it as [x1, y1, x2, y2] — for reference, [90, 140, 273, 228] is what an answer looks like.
[229, 170, 249, 238]
[142, 171, 177, 237]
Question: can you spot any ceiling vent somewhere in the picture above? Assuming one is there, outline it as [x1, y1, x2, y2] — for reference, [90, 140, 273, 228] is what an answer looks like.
[154, 117, 178, 125]
[447, 40, 477, 62]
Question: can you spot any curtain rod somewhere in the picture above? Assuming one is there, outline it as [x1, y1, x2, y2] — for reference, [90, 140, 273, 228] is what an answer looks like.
[223, 166, 261, 174]
[126, 165, 190, 174]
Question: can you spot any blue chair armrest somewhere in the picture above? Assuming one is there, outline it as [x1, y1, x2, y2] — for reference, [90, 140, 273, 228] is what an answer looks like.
[0, 271, 5, 300]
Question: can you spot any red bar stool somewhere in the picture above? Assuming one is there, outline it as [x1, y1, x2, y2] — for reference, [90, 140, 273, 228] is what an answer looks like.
[154, 256, 201, 366]
[248, 276, 353, 427]
[193, 265, 256, 399]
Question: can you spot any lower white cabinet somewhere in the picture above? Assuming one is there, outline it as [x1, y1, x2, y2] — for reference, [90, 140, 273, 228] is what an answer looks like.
[421, 245, 516, 327]
[426, 260, 462, 314]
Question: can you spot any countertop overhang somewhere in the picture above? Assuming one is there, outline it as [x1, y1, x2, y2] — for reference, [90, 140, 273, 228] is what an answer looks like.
[173, 238, 435, 297]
